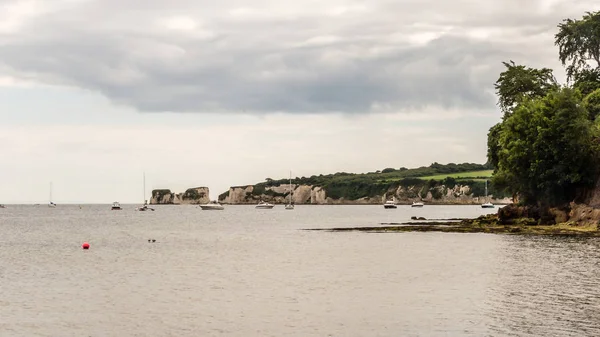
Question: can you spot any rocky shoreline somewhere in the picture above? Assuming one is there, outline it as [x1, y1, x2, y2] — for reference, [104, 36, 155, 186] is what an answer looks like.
[305, 212, 600, 237]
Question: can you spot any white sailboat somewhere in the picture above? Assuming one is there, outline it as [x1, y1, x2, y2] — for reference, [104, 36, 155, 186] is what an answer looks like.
[136, 172, 154, 211]
[481, 180, 494, 208]
[48, 182, 56, 207]
[285, 171, 294, 210]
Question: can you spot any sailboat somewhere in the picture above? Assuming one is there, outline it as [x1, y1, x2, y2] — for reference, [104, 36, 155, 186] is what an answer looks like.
[48, 182, 56, 207]
[136, 172, 155, 211]
[481, 180, 494, 208]
[285, 171, 294, 210]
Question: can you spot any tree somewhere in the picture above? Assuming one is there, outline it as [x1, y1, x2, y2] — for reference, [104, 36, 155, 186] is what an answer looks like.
[583, 88, 600, 121]
[573, 68, 600, 97]
[555, 11, 600, 80]
[492, 88, 599, 206]
[494, 60, 558, 116]
[486, 122, 503, 171]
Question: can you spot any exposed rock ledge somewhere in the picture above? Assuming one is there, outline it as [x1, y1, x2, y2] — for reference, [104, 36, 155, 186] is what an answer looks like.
[218, 183, 513, 205]
[150, 187, 210, 205]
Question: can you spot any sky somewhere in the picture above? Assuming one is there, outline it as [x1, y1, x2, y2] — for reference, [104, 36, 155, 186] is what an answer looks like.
[1, 0, 599, 204]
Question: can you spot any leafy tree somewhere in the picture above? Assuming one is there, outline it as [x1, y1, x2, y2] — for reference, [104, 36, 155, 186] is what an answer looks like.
[555, 11, 600, 80]
[573, 68, 600, 97]
[486, 123, 503, 171]
[583, 88, 600, 121]
[494, 60, 558, 116]
[492, 88, 599, 206]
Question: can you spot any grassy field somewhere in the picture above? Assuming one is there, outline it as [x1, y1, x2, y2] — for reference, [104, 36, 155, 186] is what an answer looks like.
[418, 170, 494, 180]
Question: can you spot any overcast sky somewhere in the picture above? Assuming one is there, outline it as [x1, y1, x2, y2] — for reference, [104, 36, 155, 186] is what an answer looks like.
[1, 0, 598, 204]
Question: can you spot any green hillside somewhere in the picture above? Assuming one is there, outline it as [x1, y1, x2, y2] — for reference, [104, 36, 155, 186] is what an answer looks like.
[418, 170, 493, 181]
[220, 162, 509, 201]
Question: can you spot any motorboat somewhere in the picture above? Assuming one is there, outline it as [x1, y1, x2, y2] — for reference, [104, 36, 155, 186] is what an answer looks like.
[383, 200, 397, 209]
[200, 200, 225, 210]
[256, 201, 274, 209]
[0, 204, 5, 208]
[48, 202, 56, 208]
[285, 204, 295, 210]
[111, 202, 122, 210]
[411, 201, 424, 207]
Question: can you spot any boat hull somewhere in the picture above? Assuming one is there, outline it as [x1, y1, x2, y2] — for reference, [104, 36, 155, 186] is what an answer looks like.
[285, 205, 294, 210]
[256, 205, 274, 209]
[200, 205, 224, 210]
[384, 204, 397, 209]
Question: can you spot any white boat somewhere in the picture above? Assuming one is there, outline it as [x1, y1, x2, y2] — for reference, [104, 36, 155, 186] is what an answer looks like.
[200, 200, 224, 210]
[481, 180, 495, 208]
[48, 182, 56, 207]
[285, 171, 294, 210]
[136, 172, 155, 211]
[411, 201, 424, 207]
[111, 202, 122, 210]
[256, 201, 274, 209]
[384, 200, 397, 209]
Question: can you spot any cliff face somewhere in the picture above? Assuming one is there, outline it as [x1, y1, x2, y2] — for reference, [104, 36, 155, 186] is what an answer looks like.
[218, 184, 512, 205]
[150, 187, 210, 205]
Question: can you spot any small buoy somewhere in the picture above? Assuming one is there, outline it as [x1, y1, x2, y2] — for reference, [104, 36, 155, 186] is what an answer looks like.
[152, 239, 156, 243]
[82, 242, 90, 250]
[148, 239, 151, 243]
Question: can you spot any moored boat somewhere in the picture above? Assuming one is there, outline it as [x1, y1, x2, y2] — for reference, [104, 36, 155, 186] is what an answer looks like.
[200, 200, 225, 210]
[256, 201, 274, 209]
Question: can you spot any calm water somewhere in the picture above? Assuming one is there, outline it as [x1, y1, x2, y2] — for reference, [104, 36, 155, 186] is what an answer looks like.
[1, 205, 599, 336]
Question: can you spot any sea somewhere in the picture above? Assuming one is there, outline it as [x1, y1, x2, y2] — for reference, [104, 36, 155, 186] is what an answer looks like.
[1, 204, 599, 336]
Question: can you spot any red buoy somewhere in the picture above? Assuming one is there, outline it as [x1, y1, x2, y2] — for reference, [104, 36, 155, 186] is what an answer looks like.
[82, 242, 90, 250]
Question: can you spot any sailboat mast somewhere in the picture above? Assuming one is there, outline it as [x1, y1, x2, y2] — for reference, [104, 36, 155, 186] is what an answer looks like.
[485, 180, 488, 200]
[289, 170, 292, 204]
[143, 172, 146, 204]
[49, 182, 52, 202]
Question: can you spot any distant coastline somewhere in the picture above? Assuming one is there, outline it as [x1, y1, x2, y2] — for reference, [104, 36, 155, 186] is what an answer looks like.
[150, 162, 511, 206]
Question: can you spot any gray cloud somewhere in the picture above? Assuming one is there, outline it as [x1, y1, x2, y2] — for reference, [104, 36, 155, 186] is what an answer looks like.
[1, 0, 598, 114]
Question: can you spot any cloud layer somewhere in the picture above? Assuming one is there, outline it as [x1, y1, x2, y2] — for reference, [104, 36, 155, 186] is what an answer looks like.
[2, 0, 597, 114]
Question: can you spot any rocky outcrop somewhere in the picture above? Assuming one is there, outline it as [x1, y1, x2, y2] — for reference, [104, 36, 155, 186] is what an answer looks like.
[150, 187, 210, 205]
[218, 183, 512, 205]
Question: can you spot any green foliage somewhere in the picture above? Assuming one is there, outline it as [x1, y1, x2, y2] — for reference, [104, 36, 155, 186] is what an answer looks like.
[238, 163, 497, 201]
[252, 184, 266, 195]
[263, 162, 490, 188]
[494, 60, 558, 115]
[487, 123, 503, 170]
[573, 68, 600, 97]
[555, 11, 600, 80]
[417, 170, 493, 180]
[152, 189, 172, 201]
[182, 188, 206, 200]
[583, 88, 600, 121]
[492, 88, 599, 206]
[218, 190, 230, 200]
